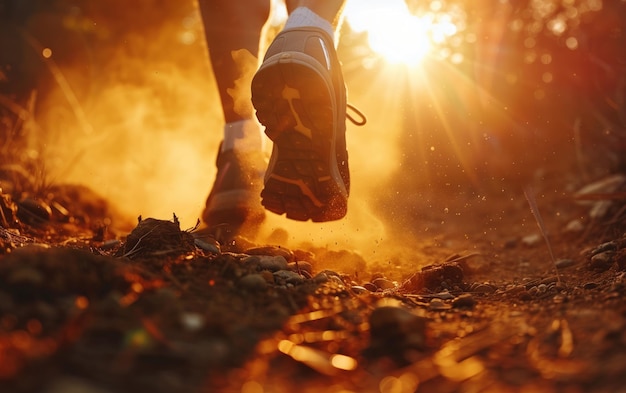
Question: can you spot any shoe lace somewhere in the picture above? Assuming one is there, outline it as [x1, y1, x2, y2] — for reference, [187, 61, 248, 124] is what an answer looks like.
[346, 103, 367, 126]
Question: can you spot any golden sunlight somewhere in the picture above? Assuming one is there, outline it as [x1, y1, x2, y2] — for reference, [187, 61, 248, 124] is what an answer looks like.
[345, 0, 458, 65]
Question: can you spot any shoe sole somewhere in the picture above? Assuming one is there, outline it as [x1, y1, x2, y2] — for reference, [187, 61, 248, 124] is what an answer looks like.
[252, 52, 348, 222]
[203, 189, 265, 229]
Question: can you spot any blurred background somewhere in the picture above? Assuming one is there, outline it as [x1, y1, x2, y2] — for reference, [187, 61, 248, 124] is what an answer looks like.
[1, 0, 624, 249]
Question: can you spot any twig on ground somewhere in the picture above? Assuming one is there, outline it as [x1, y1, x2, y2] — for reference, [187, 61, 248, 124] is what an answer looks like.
[524, 187, 561, 284]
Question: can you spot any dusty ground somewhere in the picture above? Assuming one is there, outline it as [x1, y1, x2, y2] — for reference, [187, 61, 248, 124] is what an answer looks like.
[1, 1, 625, 391]
[1, 157, 625, 393]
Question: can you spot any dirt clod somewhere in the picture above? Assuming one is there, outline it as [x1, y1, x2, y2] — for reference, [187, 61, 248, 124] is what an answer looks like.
[401, 262, 464, 293]
[120, 216, 195, 259]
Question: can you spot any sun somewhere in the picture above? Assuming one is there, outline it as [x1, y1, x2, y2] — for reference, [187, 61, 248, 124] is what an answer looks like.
[345, 0, 458, 65]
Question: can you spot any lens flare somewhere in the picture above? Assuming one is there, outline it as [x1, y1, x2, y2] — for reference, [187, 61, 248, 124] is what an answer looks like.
[345, 0, 459, 65]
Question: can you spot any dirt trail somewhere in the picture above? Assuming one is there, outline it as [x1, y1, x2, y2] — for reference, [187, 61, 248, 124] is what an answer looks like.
[1, 161, 625, 393]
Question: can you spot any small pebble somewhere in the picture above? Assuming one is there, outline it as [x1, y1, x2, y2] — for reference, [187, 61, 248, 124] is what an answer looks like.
[506, 285, 526, 295]
[373, 278, 396, 290]
[329, 274, 346, 287]
[589, 251, 615, 271]
[472, 283, 496, 294]
[452, 293, 476, 308]
[583, 282, 598, 290]
[313, 272, 329, 284]
[522, 233, 541, 247]
[258, 255, 288, 272]
[591, 241, 617, 256]
[428, 298, 450, 311]
[260, 270, 274, 284]
[194, 238, 220, 253]
[363, 282, 378, 292]
[350, 285, 368, 294]
[518, 291, 533, 301]
[246, 246, 293, 260]
[555, 259, 577, 269]
[239, 274, 268, 291]
[540, 276, 559, 285]
[17, 198, 52, 224]
[273, 270, 304, 285]
[432, 291, 455, 300]
[241, 255, 261, 269]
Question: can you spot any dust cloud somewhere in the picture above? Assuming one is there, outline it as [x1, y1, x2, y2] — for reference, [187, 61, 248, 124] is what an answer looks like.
[29, 3, 416, 263]
[33, 4, 222, 231]
[227, 48, 261, 121]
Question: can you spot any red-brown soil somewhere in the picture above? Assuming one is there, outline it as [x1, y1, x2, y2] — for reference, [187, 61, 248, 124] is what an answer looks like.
[1, 162, 625, 393]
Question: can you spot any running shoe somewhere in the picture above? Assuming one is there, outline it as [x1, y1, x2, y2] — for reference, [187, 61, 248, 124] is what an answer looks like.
[202, 145, 266, 236]
[251, 27, 353, 222]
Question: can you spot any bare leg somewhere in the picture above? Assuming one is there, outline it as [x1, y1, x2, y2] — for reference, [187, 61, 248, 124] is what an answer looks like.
[198, 0, 271, 237]
[198, 0, 270, 123]
[199, 0, 351, 235]
[198, 0, 345, 125]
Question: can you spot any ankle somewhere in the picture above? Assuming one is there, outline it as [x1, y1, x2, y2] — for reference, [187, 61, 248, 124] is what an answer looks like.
[222, 119, 265, 153]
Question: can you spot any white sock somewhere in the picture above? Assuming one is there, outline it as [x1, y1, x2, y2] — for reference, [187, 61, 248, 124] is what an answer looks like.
[222, 119, 265, 153]
[284, 7, 335, 40]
